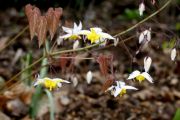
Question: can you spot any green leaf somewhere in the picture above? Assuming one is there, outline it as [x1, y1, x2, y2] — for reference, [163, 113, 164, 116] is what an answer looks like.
[21, 53, 33, 86]
[173, 108, 180, 120]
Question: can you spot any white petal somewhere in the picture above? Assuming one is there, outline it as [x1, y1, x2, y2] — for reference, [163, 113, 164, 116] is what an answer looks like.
[73, 22, 78, 29]
[57, 36, 64, 45]
[53, 78, 70, 83]
[91, 27, 102, 33]
[59, 34, 72, 39]
[139, 2, 145, 16]
[144, 56, 152, 72]
[171, 48, 176, 61]
[33, 78, 44, 86]
[61, 79, 71, 83]
[57, 82, 62, 88]
[72, 76, 78, 87]
[123, 86, 138, 90]
[114, 38, 119, 46]
[62, 26, 72, 34]
[106, 85, 115, 92]
[86, 71, 93, 84]
[146, 29, 151, 42]
[139, 32, 145, 44]
[77, 22, 82, 30]
[79, 30, 90, 35]
[114, 87, 122, 97]
[139, 29, 151, 44]
[118, 81, 125, 88]
[99, 32, 115, 40]
[141, 72, 153, 83]
[73, 40, 79, 50]
[127, 70, 141, 80]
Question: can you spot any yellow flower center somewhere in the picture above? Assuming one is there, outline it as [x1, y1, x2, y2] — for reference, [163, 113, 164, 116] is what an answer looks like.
[87, 29, 100, 43]
[119, 88, 126, 97]
[135, 75, 145, 82]
[69, 35, 81, 40]
[44, 78, 58, 91]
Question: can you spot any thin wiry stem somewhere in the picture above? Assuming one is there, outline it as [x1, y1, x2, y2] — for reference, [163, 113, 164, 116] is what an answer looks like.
[114, 0, 172, 38]
[0, 25, 29, 53]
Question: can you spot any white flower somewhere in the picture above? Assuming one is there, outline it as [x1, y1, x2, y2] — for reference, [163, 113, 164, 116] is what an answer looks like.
[144, 56, 152, 72]
[171, 48, 176, 61]
[139, 2, 145, 16]
[127, 70, 153, 83]
[34, 77, 70, 91]
[114, 38, 119, 46]
[73, 40, 79, 50]
[60, 22, 82, 40]
[139, 29, 151, 44]
[86, 71, 93, 84]
[107, 81, 137, 97]
[80, 27, 115, 44]
[71, 76, 78, 87]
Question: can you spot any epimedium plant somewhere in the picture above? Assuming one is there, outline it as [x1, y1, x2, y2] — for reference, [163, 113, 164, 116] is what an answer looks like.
[24, 1, 178, 96]
[2, 0, 179, 119]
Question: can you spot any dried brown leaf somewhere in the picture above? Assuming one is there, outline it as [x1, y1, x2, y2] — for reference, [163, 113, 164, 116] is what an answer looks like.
[102, 79, 113, 92]
[46, 7, 63, 40]
[37, 16, 48, 47]
[25, 4, 33, 21]
[97, 54, 109, 77]
[25, 4, 41, 40]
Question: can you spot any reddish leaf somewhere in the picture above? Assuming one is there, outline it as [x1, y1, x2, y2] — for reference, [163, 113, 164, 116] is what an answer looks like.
[25, 4, 33, 21]
[102, 79, 114, 92]
[36, 16, 48, 47]
[97, 54, 109, 77]
[25, 4, 41, 40]
[46, 7, 63, 40]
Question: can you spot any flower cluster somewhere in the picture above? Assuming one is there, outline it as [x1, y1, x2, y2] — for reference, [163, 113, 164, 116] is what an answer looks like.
[106, 56, 153, 97]
[128, 57, 153, 83]
[59, 22, 115, 46]
[34, 76, 70, 91]
[106, 81, 137, 97]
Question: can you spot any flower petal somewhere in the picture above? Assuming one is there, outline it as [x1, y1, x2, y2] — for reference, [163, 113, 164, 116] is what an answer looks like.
[171, 48, 176, 61]
[53, 78, 70, 83]
[34, 78, 44, 86]
[59, 34, 71, 39]
[91, 27, 102, 33]
[57, 82, 62, 88]
[77, 22, 82, 30]
[86, 71, 93, 84]
[79, 30, 90, 35]
[99, 32, 115, 39]
[123, 85, 138, 90]
[73, 22, 78, 29]
[139, 32, 144, 44]
[127, 70, 141, 80]
[141, 72, 153, 83]
[61, 79, 71, 83]
[106, 85, 115, 92]
[144, 56, 152, 72]
[73, 40, 79, 50]
[139, 2, 145, 16]
[114, 87, 122, 97]
[62, 26, 72, 34]
[117, 81, 125, 88]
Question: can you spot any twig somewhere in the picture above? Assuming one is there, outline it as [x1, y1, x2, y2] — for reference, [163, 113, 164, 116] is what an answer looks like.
[0, 25, 29, 53]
